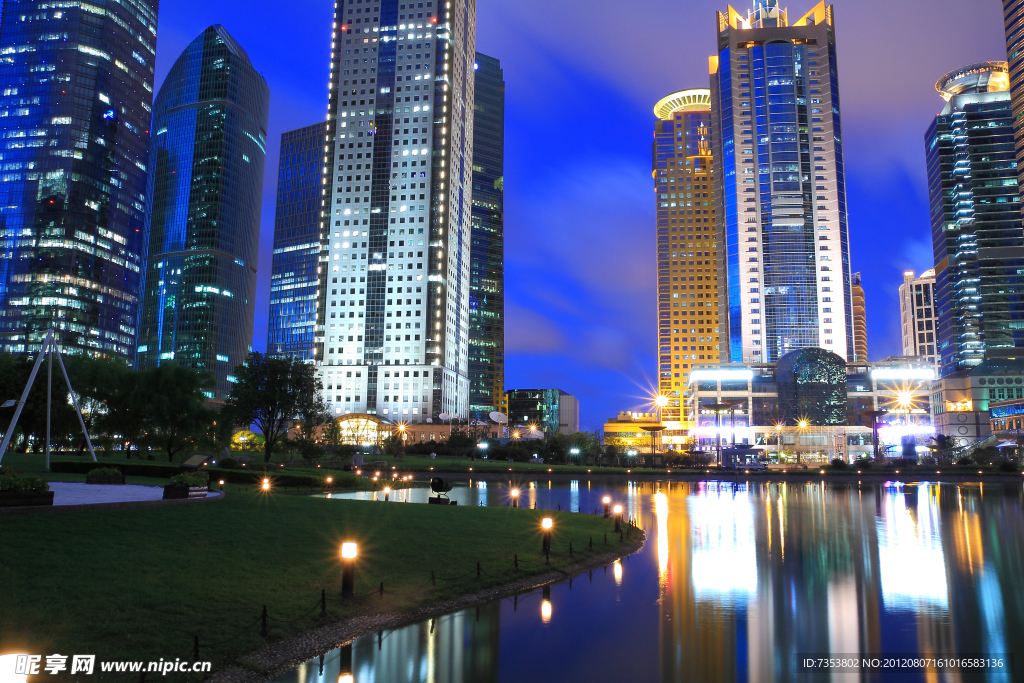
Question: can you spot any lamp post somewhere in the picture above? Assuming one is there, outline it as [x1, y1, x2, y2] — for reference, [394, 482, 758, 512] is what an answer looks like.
[613, 504, 623, 532]
[859, 409, 887, 463]
[477, 442, 488, 460]
[602, 495, 611, 518]
[797, 420, 809, 466]
[383, 485, 391, 502]
[707, 403, 731, 468]
[341, 542, 357, 597]
[511, 488, 519, 508]
[570, 447, 580, 464]
[775, 423, 783, 462]
[541, 517, 553, 553]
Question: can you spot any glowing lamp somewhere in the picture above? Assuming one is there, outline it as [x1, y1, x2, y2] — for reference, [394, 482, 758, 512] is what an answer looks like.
[218, 479, 224, 486]
[602, 496, 611, 518]
[341, 542, 357, 559]
[341, 542, 357, 597]
[541, 517, 553, 553]
[541, 599, 552, 622]
[327, 476, 333, 484]
[541, 517, 553, 529]
[262, 478, 270, 491]
[613, 504, 623, 533]
[613, 504, 622, 515]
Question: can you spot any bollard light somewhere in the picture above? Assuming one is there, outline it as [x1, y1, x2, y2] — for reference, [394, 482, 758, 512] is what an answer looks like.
[511, 488, 520, 508]
[383, 486, 391, 502]
[262, 478, 270, 491]
[341, 542, 357, 597]
[327, 476, 333, 484]
[218, 479, 225, 486]
[613, 504, 623, 533]
[542, 517, 553, 553]
[602, 496, 611, 518]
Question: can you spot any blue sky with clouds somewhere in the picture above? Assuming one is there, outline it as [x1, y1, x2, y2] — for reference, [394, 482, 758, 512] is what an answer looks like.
[152, 0, 1005, 430]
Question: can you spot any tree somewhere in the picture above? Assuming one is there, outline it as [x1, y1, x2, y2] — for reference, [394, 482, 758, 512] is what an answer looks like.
[224, 352, 330, 464]
[98, 364, 148, 458]
[141, 363, 212, 462]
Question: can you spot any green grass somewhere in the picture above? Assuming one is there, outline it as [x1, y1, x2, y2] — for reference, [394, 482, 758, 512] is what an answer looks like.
[0, 490, 625, 678]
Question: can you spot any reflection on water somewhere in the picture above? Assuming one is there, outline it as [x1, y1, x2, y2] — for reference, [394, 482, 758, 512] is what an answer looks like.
[281, 481, 1024, 683]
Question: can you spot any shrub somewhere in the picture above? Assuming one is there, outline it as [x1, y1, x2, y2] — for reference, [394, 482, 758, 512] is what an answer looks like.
[218, 457, 237, 470]
[854, 458, 873, 470]
[0, 473, 50, 494]
[88, 467, 122, 478]
[829, 458, 847, 470]
[168, 471, 209, 488]
[998, 459, 1018, 473]
[955, 455, 974, 466]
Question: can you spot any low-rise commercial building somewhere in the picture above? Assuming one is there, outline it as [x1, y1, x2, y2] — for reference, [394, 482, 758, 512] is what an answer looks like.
[686, 348, 936, 462]
[930, 358, 1024, 444]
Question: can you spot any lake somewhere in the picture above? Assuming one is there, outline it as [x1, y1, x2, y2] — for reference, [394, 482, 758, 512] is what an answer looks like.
[274, 478, 1024, 682]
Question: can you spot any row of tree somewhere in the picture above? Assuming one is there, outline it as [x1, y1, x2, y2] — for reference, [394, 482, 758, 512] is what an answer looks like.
[0, 351, 327, 463]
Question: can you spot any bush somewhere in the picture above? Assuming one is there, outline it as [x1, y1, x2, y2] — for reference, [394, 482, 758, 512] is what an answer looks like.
[218, 457, 237, 470]
[830, 458, 847, 470]
[854, 458, 873, 470]
[168, 471, 209, 488]
[87, 467, 122, 478]
[998, 459, 1018, 472]
[0, 473, 50, 494]
[955, 455, 974, 466]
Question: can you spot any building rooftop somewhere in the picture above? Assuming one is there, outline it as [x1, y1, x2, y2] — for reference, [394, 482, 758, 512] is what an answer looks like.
[936, 61, 1009, 100]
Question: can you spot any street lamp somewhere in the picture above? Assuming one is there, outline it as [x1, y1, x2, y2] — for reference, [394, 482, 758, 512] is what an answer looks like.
[797, 420, 809, 466]
[477, 442, 488, 460]
[541, 517, 553, 553]
[613, 504, 623, 532]
[341, 542, 357, 597]
[775, 423, 783, 462]
[707, 403, 731, 468]
[570, 447, 580, 464]
[602, 495, 611, 518]
[511, 488, 519, 508]
[383, 485, 391, 502]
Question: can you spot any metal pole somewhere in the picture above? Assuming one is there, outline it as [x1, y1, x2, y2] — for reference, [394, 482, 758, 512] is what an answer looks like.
[46, 336, 52, 470]
[54, 345, 96, 462]
[716, 410, 722, 467]
[0, 330, 52, 465]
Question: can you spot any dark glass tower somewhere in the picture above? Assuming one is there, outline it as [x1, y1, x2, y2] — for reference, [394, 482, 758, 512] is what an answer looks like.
[268, 122, 329, 361]
[711, 1, 853, 364]
[0, 0, 158, 359]
[468, 52, 504, 421]
[926, 62, 1024, 376]
[1004, 0, 1024, 210]
[136, 26, 270, 400]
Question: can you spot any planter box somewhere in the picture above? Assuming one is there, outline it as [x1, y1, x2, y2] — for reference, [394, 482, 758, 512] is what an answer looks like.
[162, 485, 209, 500]
[86, 474, 125, 485]
[0, 490, 55, 508]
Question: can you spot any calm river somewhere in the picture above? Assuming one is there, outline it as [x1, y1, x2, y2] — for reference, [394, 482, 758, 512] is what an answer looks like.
[274, 479, 1024, 682]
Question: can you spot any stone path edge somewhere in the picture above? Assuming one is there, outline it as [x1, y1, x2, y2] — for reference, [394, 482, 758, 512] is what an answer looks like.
[0, 490, 224, 516]
[211, 529, 647, 683]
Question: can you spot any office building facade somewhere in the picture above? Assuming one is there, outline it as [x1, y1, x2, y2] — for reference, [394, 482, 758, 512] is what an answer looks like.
[1004, 0, 1024, 208]
[851, 271, 867, 361]
[925, 62, 1024, 378]
[136, 26, 269, 400]
[653, 89, 720, 424]
[710, 0, 853, 364]
[899, 269, 938, 372]
[268, 123, 330, 361]
[507, 388, 578, 435]
[468, 52, 505, 421]
[316, 0, 476, 423]
[0, 0, 158, 359]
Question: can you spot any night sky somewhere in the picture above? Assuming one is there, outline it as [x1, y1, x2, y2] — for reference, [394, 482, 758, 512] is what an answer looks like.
[152, 0, 1005, 430]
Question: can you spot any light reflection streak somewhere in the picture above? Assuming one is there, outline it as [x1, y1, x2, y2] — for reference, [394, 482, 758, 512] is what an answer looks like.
[877, 486, 948, 609]
[655, 492, 669, 578]
[613, 560, 623, 584]
[688, 485, 756, 598]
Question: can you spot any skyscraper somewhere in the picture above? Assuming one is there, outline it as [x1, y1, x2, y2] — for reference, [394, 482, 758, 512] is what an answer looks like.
[1003, 0, 1024, 207]
[899, 269, 938, 372]
[0, 0, 158, 360]
[653, 89, 719, 423]
[468, 52, 504, 421]
[925, 62, 1023, 377]
[710, 0, 853, 364]
[268, 122, 330, 361]
[136, 26, 269, 400]
[850, 271, 867, 362]
[316, 0, 476, 422]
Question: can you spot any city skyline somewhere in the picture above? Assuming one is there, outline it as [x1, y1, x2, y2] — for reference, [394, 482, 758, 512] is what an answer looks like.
[135, 0, 1005, 428]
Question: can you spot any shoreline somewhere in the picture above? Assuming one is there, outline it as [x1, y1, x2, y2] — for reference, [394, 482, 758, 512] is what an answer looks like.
[416, 470, 1024, 485]
[210, 529, 646, 683]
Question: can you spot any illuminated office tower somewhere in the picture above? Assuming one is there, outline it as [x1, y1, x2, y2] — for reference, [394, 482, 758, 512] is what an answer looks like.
[926, 62, 1023, 376]
[653, 89, 719, 422]
[899, 269, 938, 372]
[851, 271, 867, 361]
[136, 26, 269, 400]
[710, 0, 853, 363]
[0, 0, 158, 359]
[468, 52, 505, 421]
[268, 122, 330, 361]
[316, 0, 476, 421]
[1004, 0, 1024, 205]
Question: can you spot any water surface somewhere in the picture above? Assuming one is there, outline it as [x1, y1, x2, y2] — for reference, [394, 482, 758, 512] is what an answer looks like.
[280, 479, 1024, 682]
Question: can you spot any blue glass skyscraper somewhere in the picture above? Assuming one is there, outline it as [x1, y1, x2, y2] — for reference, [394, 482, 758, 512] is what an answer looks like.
[136, 26, 269, 400]
[268, 122, 329, 362]
[0, 0, 158, 359]
[926, 62, 1024, 376]
[710, 0, 853, 364]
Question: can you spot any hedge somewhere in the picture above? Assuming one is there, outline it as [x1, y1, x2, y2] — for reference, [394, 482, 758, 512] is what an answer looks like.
[48, 461, 366, 489]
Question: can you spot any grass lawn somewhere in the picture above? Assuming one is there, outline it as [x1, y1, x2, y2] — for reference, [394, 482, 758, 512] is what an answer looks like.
[0, 490, 626, 678]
